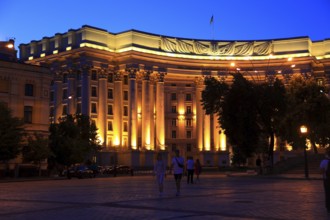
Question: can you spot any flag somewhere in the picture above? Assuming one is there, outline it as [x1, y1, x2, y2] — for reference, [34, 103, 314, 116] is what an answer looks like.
[210, 15, 214, 25]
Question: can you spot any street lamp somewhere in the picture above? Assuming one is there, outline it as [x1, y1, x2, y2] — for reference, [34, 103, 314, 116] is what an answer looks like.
[300, 125, 309, 179]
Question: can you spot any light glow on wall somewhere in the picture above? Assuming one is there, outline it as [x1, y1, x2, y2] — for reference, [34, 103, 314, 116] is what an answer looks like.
[220, 132, 226, 151]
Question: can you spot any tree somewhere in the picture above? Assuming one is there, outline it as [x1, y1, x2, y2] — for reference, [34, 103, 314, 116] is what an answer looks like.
[23, 133, 53, 176]
[281, 75, 330, 153]
[49, 114, 101, 168]
[254, 78, 287, 165]
[0, 102, 25, 163]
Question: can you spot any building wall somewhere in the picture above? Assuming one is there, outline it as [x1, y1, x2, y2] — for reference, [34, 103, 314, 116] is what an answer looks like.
[19, 25, 330, 166]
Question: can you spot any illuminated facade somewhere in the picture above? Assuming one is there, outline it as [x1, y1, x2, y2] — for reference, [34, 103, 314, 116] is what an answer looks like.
[0, 40, 53, 170]
[19, 25, 330, 166]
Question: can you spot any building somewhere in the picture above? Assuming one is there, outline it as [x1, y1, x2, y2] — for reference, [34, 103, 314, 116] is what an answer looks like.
[0, 39, 53, 173]
[19, 25, 330, 167]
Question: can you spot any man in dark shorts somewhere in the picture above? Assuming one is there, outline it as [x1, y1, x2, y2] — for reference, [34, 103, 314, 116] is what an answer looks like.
[170, 149, 184, 196]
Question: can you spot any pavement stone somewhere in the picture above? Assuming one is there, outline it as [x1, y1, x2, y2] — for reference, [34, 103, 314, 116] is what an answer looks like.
[0, 173, 328, 220]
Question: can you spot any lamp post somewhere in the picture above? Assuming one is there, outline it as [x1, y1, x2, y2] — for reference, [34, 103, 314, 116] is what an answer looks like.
[300, 125, 309, 179]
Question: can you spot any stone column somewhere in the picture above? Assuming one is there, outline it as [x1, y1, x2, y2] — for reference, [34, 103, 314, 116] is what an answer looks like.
[149, 80, 155, 150]
[128, 68, 138, 150]
[204, 114, 211, 151]
[156, 72, 166, 150]
[142, 71, 151, 150]
[81, 64, 91, 115]
[98, 69, 108, 147]
[53, 73, 63, 123]
[195, 77, 204, 151]
[113, 71, 123, 147]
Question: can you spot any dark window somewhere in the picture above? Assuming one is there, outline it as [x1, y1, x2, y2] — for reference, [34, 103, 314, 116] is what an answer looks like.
[108, 89, 113, 99]
[62, 89, 67, 100]
[186, 93, 192, 101]
[123, 75, 128, 85]
[186, 106, 192, 114]
[171, 93, 177, 100]
[108, 74, 113, 83]
[50, 91, 54, 101]
[172, 119, 177, 126]
[24, 106, 33, 123]
[172, 130, 176, 139]
[63, 74, 68, 83]
[91, 87, 97, 97]
[91, 103, 97, 113]
[108, 105, 113, 115]
[76, 103, 81, 114]
[108, 121, 113, 131]
[123, 106, 128, 116]
[91, 70, 97, 80]
[171, 106, 176, 113]
[186, 130, 192, 139]
[62, 105, 67, 115]
[186, 119, 192, 127]
[123, 122, 128, 132]
[76, 87, 81, 98]
[124, 91, 128, 100]
[25, 84, 34, 96]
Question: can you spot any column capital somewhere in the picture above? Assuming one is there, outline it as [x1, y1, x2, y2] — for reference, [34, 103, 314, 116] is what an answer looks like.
[97, 68, 109, 79]
[114, 71, 122, 81]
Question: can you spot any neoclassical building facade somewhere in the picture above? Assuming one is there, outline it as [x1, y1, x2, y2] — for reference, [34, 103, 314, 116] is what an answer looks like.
[19, 25, 330, 167]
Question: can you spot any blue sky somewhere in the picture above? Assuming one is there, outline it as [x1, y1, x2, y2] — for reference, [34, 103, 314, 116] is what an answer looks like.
[1, 0, 330, 50]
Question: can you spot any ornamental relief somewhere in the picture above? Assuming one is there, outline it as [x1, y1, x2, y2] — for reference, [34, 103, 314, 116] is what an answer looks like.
[160, 37, 272, 56]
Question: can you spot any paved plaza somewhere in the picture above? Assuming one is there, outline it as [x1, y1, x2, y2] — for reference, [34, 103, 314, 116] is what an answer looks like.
[0, 173, 328, 220]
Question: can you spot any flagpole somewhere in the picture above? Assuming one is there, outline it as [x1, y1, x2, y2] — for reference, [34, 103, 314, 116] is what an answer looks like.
[210, 15, 214, 40]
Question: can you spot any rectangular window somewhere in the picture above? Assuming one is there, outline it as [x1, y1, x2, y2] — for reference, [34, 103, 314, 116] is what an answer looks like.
[50, 91, 54, 101]
[91, 87, 97, 97]
[91, 103, 97, 113]
[123, 106, 128, 116]
[76, 87, 81, 98]
[62, 105, 67, 115]
[186, 130, 192, 139]
[186, 119, 192, 127]
[62, 89, 67, 99]
[171, 106, 177, 113]
[63, 74, 68, 83]
[108, 89, 113, 99]
[123, 75, 128, 85]
[171, 93, 177, 101]
[123, 122, 128, 132]
[172, 119, 177, 126]
[172, 130, 176, 139]
[108, 74, 113, 83]
[186, 106, 192, 114]
[108, 105, 113, 115]
[24, 106, 32, 123]
[108, 121, 113, 131]
[91, 70, 97, 80]
[186, 93, 192, 101]
[124, 91, 128, 100]
[25, 84, 34, 96]
[0, 79, 9, 93]
[76, 103, 81, 114]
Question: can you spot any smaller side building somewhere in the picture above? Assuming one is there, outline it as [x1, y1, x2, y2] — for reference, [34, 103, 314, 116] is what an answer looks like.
[0, 40, 52, 176]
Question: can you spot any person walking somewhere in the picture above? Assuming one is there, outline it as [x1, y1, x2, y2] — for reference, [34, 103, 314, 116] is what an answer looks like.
[256, 156, 262, 175]
[154, 153, 166, 197]
[320, 149, 330, 213]
[170, 149, 184, 196]
[186, 156, 194, 184]
[194, 159, 202, 182]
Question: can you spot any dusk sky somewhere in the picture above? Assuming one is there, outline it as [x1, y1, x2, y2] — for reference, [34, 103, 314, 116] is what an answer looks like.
[1, 0, 330, 54]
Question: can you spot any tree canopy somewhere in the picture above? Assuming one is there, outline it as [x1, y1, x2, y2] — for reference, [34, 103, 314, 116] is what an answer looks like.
[0, 102, 25, 162]
[49, 114, 101, 166]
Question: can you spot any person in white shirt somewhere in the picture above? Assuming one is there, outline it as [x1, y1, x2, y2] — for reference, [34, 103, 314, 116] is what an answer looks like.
[170, 149, 184, 196]
[186, 156, 194, 184]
